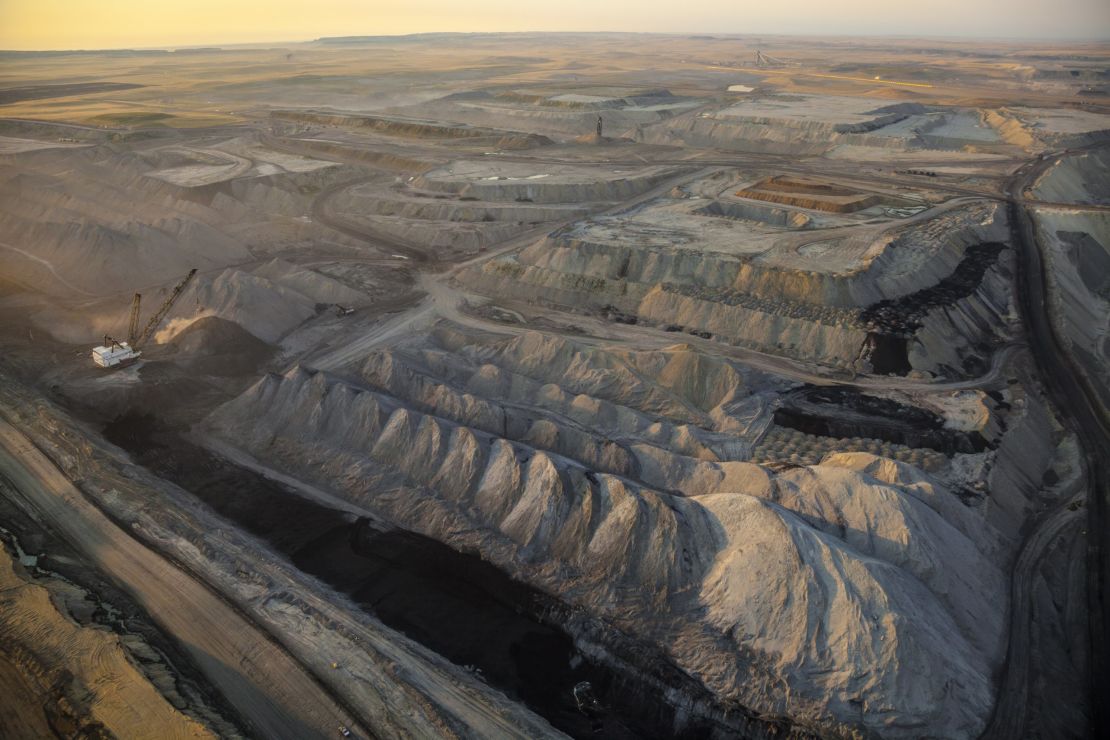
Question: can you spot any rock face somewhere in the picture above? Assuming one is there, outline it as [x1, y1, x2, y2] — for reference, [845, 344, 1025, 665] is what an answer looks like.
[204, 321, 1017, 737]
[326, 160, 676, 258]
[1033, 209, 1110, 413]
[1033, 150, 1110, 205]
[460, 196, 1013, 374]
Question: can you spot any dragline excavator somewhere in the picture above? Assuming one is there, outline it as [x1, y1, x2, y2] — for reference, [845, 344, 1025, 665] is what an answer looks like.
[92, 269, 197, 368]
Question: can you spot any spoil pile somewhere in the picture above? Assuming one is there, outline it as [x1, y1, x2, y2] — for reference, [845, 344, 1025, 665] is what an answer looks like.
[271, 110, 552, 149]
[204, 334, 1011, 737]
[162, 316, 274, 375]
[460, 199, 1013, 374]
[1033, 150, 1110, 205]
[328, 161, 675, 257]
[163, 259, 371, 343]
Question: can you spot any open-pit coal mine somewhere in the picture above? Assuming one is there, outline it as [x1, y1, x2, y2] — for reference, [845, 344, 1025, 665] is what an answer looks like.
[1, 29, 1104, 740]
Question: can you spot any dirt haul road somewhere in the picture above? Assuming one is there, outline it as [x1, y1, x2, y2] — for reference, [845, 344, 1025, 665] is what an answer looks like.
[0, 418, 367, 740]
[981, 483, 1086, 740]
[984, 146, 1110, 738]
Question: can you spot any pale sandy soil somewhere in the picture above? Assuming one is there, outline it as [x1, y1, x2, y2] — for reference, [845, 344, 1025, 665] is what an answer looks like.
[0, 545, 215, 739]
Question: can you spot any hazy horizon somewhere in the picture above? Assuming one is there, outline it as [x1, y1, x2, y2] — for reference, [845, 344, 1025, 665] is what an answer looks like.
[1, 0, 1108, 51]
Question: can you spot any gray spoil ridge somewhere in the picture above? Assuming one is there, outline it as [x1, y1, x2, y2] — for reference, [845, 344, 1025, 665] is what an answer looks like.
[203, 316, 1031, 737]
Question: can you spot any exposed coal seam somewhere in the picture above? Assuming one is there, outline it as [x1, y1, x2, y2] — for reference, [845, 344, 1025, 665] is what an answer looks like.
[860, 242, 1006, 336]
[773, 386, 990, 455]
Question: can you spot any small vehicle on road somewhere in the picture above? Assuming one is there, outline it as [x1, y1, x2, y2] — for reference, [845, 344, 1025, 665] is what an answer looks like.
[573, 681, 605, 733]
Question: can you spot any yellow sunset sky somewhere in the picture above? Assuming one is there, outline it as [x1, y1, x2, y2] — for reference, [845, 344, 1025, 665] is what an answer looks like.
[1, 0, 1108, 50]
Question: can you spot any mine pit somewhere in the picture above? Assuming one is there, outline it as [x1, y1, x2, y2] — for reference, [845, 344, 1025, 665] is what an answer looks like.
[861, 242, 1007, 335]
[861, 331, 912, 375]
[295, 524, 729, 739]
[99, 411, 722, 739]
[858, 241, 1008, 375]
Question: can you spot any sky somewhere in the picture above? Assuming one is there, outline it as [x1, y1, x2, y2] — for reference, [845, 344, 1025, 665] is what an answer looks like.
[1, 0, 1108, 50]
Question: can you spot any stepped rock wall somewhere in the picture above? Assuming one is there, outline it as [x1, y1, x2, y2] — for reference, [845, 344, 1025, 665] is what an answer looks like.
[204, 363, 1009, 738]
